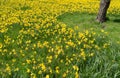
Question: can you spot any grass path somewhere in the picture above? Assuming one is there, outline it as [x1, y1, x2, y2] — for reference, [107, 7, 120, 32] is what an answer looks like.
[57, 12, 120, 42]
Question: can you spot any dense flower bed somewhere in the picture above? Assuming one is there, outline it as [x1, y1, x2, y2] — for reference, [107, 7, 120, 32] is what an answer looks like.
[0, 0, 119, 78]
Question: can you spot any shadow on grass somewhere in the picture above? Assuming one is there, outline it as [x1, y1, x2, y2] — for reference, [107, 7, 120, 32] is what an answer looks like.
[113, 19, 120, 23]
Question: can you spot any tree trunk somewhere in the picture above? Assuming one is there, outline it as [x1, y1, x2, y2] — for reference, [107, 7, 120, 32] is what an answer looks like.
[96, 0, 111, 23]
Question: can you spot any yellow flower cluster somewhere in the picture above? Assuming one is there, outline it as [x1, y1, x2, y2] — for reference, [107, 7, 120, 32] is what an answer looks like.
[0, 0, 119, 78]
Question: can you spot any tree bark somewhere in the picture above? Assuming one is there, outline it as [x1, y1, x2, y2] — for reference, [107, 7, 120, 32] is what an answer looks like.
[96, 0, 111, 23]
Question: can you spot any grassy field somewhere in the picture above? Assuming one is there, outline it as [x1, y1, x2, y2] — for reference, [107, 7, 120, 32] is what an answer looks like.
[0, 0, 120, 78]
